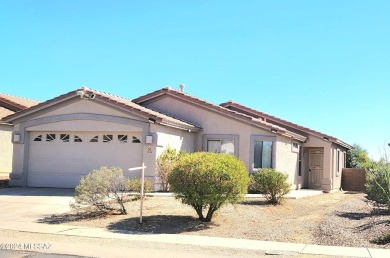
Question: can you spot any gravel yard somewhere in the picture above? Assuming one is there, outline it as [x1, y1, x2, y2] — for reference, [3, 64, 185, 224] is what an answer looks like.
[40, 191, 390, 249]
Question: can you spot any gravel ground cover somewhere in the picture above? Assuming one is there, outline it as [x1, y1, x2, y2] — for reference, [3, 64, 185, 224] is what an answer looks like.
[39, 191, 390, 249]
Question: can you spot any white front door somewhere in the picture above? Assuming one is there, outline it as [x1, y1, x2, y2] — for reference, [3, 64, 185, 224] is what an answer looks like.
[308, 149, 324, 189]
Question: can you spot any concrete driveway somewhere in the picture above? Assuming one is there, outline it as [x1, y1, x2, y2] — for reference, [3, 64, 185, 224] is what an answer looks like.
[0, 187, 74, 223]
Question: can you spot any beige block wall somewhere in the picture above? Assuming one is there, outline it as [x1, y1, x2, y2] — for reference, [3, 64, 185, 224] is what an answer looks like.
[0, 124, 13, 177]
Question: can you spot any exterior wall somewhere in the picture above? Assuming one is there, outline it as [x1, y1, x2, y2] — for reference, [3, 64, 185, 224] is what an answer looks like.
[331, 144, 347, 190]
[0, 124, 13, 177]
[143, 96, 299, 183]
[275, 136, 300, 189]
[148, 123, 196, 189]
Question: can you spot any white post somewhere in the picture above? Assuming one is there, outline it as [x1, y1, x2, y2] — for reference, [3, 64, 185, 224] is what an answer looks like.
[140, 162, 145, 224]
[128, 163, 147, 224]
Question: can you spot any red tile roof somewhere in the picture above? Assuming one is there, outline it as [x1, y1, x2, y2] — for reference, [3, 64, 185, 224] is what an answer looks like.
[3, 87, 201, 132]
[133, 87, 307, 141]
[0, 94, 41, 121]
[220, 100, 352, 149]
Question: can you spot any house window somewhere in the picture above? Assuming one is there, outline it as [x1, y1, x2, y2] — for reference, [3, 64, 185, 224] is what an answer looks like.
[103, 135, 113, 143]
[33, 135, 42, 142]
[344, 152, 347, 168]
[90, 136, 99, 143]
[336, 149, 340, 176]
[132, 136, 141, 143]
[203, 134, 239, 156]
[292, 142, 299, 153]
[118, 135, 128, 143]
[207, 139, 235, 155]
[254, 141, 273, 169]
[74, 135, 83, 142]
[46, 134, 56, 142]
[298, 146, 302, 176]
[60, 134, 70, 142]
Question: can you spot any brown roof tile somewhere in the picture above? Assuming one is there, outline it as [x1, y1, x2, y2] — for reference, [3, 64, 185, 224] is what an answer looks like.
[0, 93, 41, 111]
[220, 101, 352, 149]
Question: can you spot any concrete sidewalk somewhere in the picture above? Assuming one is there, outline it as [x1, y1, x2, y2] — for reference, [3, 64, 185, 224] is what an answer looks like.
[1, 221, 389, 258]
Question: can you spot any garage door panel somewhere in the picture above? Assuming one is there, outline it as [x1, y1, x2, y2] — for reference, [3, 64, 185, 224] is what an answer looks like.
[27, 132, 144, 188]
[28, 174, 82, 188]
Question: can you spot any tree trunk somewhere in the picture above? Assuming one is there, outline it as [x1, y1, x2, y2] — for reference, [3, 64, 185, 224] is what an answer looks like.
[205, 207, 216, 222]
[194, 206, 205, 221]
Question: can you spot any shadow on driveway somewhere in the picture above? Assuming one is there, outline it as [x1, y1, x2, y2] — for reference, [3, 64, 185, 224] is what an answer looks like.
[0, 187, 75, 197]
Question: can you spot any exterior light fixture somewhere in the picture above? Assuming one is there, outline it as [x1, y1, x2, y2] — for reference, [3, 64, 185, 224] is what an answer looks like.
[271, 128, 278, 133]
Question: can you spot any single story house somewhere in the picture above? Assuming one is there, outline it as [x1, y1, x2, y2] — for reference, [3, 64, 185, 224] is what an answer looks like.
[3, 86, 352, 191]
[0, 94, 41, 178]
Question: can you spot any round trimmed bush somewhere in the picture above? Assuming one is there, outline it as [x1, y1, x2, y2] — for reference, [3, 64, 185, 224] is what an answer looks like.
[168, 152, 249, 222]
[251, 168, 291, 205]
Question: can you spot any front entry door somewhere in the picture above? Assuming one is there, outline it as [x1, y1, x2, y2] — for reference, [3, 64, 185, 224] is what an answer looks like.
[308, 149, 324, 189]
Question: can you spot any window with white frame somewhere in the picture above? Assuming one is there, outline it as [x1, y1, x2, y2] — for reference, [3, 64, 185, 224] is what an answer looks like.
[250, 135, 275, 171]
[132, 136, 141, 143]
[46, 134, 56, 142]
[207, 139, 235, 155]
[60, 134, 70, 142]
[103, 135, 113, 143]
[203, 134, 239, 156]
[118, 135, 128, 143]
[336, 149, 341, 176]
[254, 141, 273, 169]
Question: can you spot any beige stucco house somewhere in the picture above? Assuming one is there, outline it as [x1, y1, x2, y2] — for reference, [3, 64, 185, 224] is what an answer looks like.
[3, 87, 351, 191]
[0, 94, 41, 178]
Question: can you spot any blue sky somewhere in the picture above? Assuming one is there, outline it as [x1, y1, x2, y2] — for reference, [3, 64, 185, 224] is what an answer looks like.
[1, 1, 389, 160]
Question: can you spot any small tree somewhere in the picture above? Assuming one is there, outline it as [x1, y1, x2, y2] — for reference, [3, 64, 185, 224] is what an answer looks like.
[72, 166, 130, 215]
[251, 168, 291, 205]
[366, 158, 390, 208]
[156, 146, 186, 191]
[347, 144, 372, 169]
[128, 178, 154, 193]
[168, 152, 249, 222]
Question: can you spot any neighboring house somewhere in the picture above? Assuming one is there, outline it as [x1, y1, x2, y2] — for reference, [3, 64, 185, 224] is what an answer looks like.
[0, 94, 41, 178]
[3, 86, 352, 192]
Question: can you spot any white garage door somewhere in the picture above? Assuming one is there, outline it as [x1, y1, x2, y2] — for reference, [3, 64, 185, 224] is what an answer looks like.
[27, 132, 143, 188]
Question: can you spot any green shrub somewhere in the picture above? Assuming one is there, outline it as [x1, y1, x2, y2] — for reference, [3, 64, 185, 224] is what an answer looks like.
[371, 232, 390, 245]
[366, 159, 390, 208]
[248, 175, 261, 194]
[128, 178, 154, 193]
[156, 146, 187, 191]
[72, 166, 130, 215]
[168, 152, 249, 222]
[251, 168, 291, 205]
